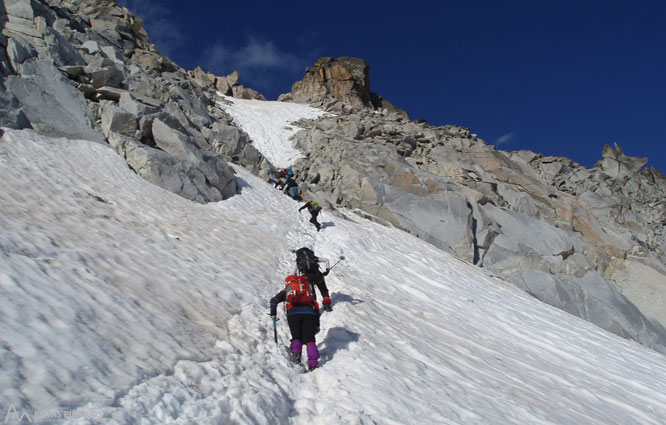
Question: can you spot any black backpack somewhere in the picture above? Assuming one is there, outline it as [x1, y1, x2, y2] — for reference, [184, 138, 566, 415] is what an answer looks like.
[295, 247, 318, 274]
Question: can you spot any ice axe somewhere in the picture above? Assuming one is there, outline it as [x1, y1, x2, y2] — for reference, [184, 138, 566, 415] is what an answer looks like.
[268, 314, 278, 344]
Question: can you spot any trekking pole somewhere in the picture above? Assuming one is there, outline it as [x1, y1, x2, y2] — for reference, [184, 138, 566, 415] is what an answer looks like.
[328, 255, 345, 271]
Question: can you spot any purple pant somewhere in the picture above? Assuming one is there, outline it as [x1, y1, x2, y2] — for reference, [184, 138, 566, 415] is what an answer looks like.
[306, 342, 319, 368]
[291, 339, 319, 368]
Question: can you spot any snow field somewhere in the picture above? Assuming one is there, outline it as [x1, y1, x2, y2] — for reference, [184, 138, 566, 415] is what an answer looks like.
[1, 95, 666, 425]
[216, 95, 329, 169]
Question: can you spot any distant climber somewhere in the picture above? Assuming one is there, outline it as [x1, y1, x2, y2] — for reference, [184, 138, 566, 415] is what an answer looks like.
[283, 176, 301, 200]
[284, 167, 294, 178]
[270, 275, 321, 371]
[273, 174, 286, 190]
[299, 200, 322, 231]
[295, 247, 333, 312]
[269, 168, 295, 191]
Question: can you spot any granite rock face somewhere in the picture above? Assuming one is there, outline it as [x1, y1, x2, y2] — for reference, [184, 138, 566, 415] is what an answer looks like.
[5, 58, 105, 143]
[279, 56, 407, 118]
[280, 69, 666, 354]
[0, 0, 277, 202]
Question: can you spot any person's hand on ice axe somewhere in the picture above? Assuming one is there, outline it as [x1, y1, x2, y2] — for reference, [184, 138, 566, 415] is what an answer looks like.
[268, 313, 279, 344]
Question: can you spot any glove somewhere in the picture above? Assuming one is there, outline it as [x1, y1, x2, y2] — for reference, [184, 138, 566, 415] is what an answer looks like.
[322, 268, 330, 276]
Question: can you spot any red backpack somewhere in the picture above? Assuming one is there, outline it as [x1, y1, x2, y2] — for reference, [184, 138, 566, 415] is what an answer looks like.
[285, 275, 313, 308]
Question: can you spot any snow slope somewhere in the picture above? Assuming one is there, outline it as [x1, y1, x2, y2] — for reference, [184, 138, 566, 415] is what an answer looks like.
[216, 95, 328, 169]
[1, 108, 666, 424]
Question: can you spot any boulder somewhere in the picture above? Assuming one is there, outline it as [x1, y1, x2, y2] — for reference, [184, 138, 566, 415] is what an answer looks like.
[84, 57, 124, 88]
[2, 17, 46, 40]
[59, 64, 85, 78]
[231, 85, 266, 100]
[81, 40, 102, 55]
[100, 102, 137, 138]
[99, 44, 124, 64]
[118, 91, 161, 116]
[5, 60, 105, 143]
[0, 89, 31, 129]
[151, 119, 237, 201]
[89, 17, 122, 40]
[111, 136, 234, 203]
[165, 85, 214, 129]
[152, 118, 202, 164]
[207, 122, 264, 173]
[597, 143, 648, 179]
[148, 103, 209, 150]
[130, 49, 163, 71]
[226, 70, 239, 85]
[43, 27, 86, 67]
[6, 35, 38, 73]
[189, 66, 215, 87]
[95, 85, 126, 100]
[215, 76, 231, 95]
[4, 0, 35, 20]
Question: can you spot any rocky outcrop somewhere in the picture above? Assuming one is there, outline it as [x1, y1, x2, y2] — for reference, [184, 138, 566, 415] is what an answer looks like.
[190, 67, 265, 101]
[279, 56, 407, 118]
[0, 0, 276, 203]
[284, 96, 666, 354]
[6, 58, 106, 143]
[597, 143, 648, 180]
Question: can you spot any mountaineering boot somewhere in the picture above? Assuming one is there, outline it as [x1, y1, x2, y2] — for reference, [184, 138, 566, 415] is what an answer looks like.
[306, 341, 319, 370]
[291, 339, 303, 364]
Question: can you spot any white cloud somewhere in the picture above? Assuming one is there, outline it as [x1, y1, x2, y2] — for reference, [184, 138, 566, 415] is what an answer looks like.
[117, 1, 316, 95]
[201, 38, 309, 91]
[496, 132, 514, 146]
[204, 39, 305, 74]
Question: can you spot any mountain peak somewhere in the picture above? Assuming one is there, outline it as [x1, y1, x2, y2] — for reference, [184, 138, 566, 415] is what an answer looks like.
[280, 56, 407, 118]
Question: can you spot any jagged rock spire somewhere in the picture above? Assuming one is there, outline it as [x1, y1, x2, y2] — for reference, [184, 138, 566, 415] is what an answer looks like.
[597, 142, 648, 179]
[280, 56, 407, 117]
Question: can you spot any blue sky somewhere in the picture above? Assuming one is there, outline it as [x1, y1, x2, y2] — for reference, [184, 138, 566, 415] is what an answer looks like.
[117, 0, 665, 172]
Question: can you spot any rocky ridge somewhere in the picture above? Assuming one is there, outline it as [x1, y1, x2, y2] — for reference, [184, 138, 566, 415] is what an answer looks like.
[2, 0, 666, 354]
[278, 56, 407, 118]
[280, 58, 666, 353]
[1, 0, 271, 203]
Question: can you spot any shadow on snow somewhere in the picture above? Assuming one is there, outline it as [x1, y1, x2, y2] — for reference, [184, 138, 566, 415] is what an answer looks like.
[320, 327, 360, 361]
